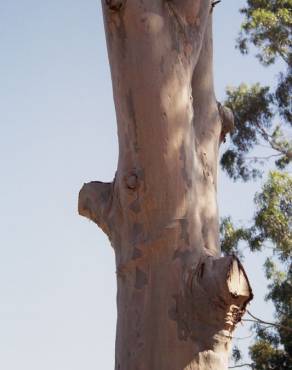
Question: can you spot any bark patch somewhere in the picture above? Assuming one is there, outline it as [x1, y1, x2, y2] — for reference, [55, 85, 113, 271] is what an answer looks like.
[160, 56, 165, 73]
[173, 248, 192, 269]
[104, 1, 127, 59]
[179, 144, 192, 188]
[127, 89, 139, 152]
[101, 187, 111, 203]
[166, 1, 186, 53]
[168, 294, 191, 341]
[135, 267, 148, 289]
[131, 223, 144, 245]
[132, 247, 143, 260]
[179, 218, 190, 246]
[129, 198, 141, 213]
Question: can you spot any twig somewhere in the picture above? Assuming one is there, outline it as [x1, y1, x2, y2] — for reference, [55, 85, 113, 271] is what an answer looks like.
[245, 310, 292, 333]
[244, 154, 282, 161]
[229, 364, 254, 369]
[254, 122, 292, 158]
[211, 1, 221, 9]
[277, 49, 289, 64]
[233, 332, 254, 341]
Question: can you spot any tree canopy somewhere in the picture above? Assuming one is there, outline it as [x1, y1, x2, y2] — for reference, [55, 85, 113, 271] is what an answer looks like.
[221, 0, 291, 182]
[220, 0, 292, 368]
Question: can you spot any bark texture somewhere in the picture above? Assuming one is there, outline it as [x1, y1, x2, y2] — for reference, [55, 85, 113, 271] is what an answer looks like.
[78, 1, 253, 369]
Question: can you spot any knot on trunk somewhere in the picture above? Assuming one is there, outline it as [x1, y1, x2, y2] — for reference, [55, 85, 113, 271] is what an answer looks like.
[189, 255, 253, 331]
[125, 173, 138, 190]
[217, 102, 235, 143]
[105, 0, 126, 11]
[169, 256, 253, 346]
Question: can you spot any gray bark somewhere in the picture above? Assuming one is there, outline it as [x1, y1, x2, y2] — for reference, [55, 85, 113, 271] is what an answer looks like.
[78, 1, 253, 369]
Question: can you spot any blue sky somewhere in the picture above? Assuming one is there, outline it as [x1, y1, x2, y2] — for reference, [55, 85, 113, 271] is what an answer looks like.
[0, 1, 283, 369]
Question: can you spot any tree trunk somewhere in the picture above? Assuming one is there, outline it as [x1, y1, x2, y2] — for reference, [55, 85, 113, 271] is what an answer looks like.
[78, 1, 253, 369]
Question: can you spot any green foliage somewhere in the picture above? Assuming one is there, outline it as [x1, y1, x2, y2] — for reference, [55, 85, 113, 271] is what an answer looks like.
[222, 172, 292, 367]
[249, 261, 292, 369]
[221, 84, 273, 181]
[221, 84, 292, 181]
[254, 171, 292, 261]
[249, 339, 291, 370]
[275, 66, 292, 124]
[221, 2, 292, 368]
[232, 345, 243, 364]
[220, 1, 292, 182]
[237, 0, 292, 65]
[221, 172, 292, 259]
[220, 216, 251, 256]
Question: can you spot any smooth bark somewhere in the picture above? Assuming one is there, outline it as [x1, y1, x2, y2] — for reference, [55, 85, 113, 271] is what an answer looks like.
[79, 1, 252, 369]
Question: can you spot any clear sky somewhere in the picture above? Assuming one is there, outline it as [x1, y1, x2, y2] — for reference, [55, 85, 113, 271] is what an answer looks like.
[0, 1, 282, 369]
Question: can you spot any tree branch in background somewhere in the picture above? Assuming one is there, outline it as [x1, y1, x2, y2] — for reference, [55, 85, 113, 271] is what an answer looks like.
[245, 310, 292, 333]
[222, 2, 292, 369]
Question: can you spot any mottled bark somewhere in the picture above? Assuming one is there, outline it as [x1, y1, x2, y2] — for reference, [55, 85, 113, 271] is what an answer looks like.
[78, 1, 252, 369]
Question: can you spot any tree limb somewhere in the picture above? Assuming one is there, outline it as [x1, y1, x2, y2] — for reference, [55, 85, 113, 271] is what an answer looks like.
[244, 154, 282, 161]
[218, 102, 235, 143]
[211, 1, 221, 11]
[254, 122, 292, 159]
[244, 310, 292, 333]
[232, 332, 254, 341]
[189, 256, 253, 331]
[78, 181, 114, 237]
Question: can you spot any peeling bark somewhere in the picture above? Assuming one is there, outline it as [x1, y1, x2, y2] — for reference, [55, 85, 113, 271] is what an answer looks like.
[78, 1, 253, 369]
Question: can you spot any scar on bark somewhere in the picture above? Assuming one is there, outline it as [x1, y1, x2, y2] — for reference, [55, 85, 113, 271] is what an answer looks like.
[217, 101, 235, 143]
[191, 255, 253, 327]
[170, 256, 252, 342]
[78, 181, 113, 236]
[105, 0, 126, 11]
